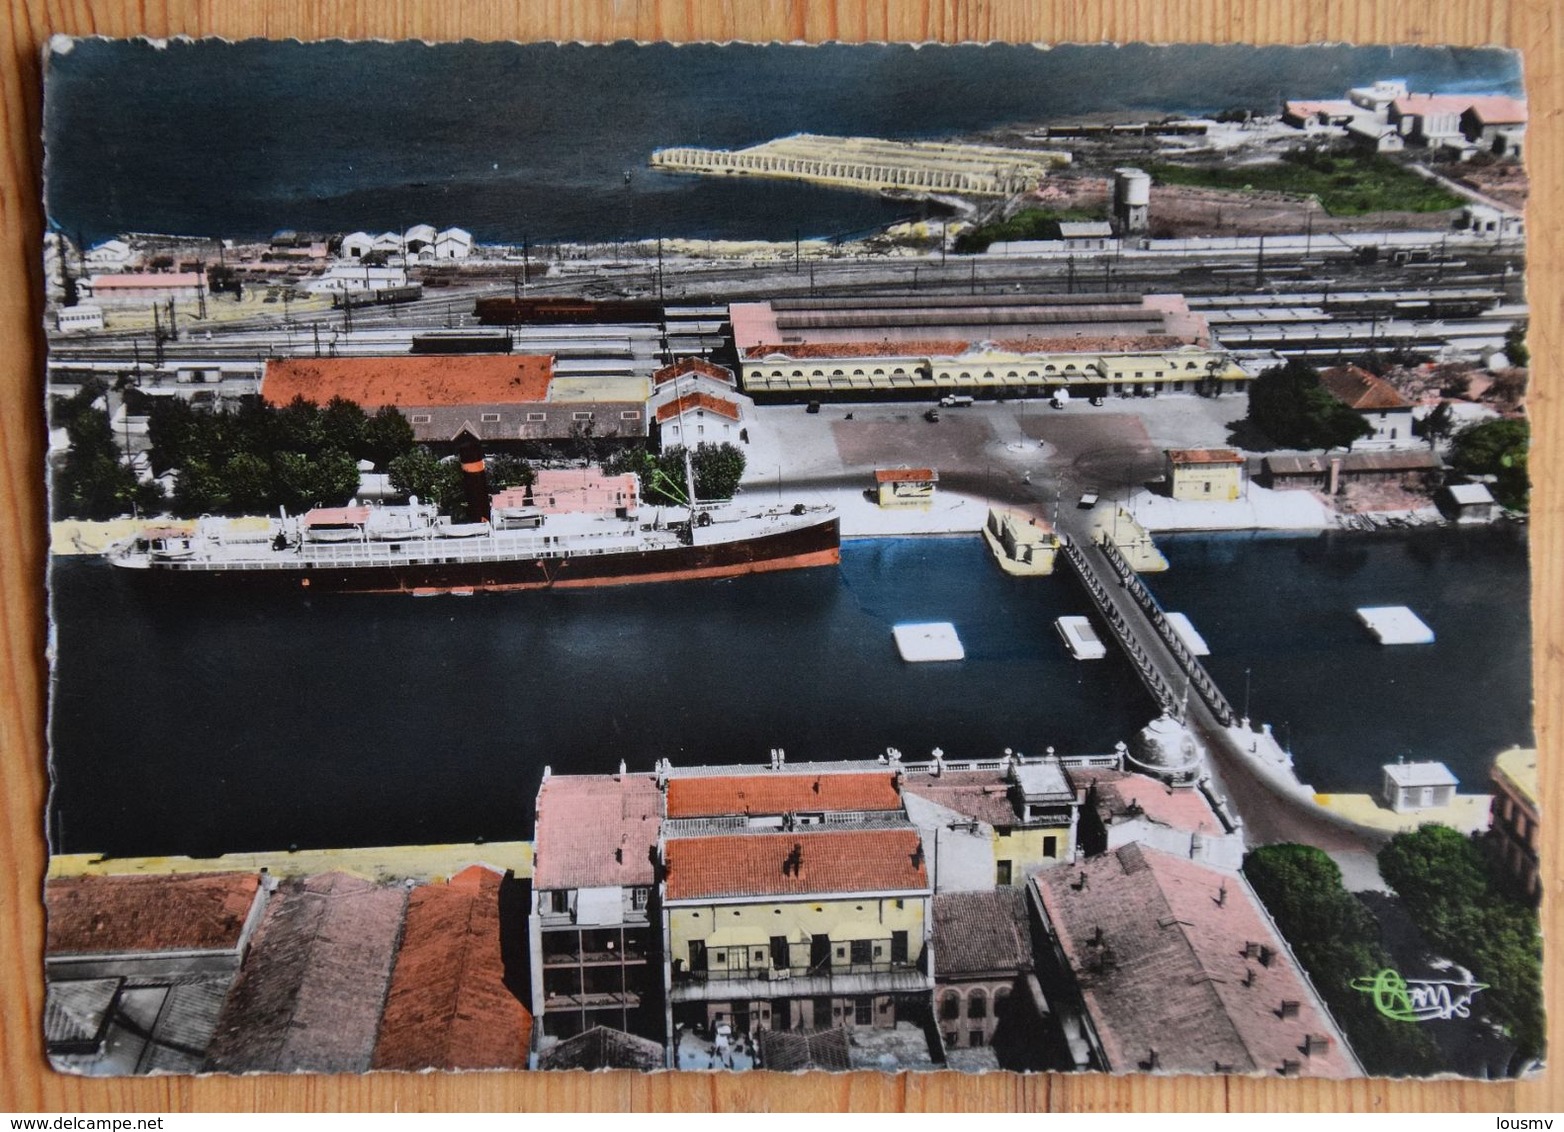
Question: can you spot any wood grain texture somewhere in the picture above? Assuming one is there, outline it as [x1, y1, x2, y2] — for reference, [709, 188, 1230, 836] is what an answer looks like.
[1, 0, 1556, 1112]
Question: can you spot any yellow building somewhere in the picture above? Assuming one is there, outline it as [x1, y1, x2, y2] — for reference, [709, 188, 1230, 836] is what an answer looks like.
[1490, 747, 1540, 901]
[730, 295, 1247, 401]
[876, 467, 938, 509]
[901, 757, 1085, 888]
[1166, 448, 1246, 501]
[661, 826, 933, 1037]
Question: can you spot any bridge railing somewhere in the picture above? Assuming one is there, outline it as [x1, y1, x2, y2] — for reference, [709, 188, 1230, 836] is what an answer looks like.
[1058, 538, 1179, 717]
[1097, 539, 1236, 725]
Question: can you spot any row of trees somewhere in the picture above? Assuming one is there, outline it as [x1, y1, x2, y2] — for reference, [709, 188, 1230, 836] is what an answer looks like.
[143, 395, 419, 518]
[1244, 823, 1544, 1076]
[602, 441, 748, 505]
[1378, 824, 1544, 1068]
[1241, 844, 1444, 1077]
[52, 380, 164, 521]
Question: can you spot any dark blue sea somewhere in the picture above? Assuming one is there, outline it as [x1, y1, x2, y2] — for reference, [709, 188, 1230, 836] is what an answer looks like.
[43, 40, 1523, 245]
[47, 530, 1531, 857]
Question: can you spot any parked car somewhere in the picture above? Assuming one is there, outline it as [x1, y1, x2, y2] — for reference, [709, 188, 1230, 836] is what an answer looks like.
[924, 408, 941, 422]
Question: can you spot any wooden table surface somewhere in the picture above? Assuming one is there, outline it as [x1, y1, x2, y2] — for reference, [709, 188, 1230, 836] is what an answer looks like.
[1, 0, 1557, 1113]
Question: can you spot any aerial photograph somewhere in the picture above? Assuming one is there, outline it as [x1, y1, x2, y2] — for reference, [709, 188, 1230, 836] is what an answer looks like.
[40, 38, 1539, 1080]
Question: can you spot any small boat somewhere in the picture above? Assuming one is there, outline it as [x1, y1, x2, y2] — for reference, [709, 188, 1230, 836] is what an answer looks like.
[1056, 615, 1107, 660]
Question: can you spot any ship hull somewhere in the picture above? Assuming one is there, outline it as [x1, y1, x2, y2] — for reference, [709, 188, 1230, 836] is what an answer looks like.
[116, 516, 841, 595]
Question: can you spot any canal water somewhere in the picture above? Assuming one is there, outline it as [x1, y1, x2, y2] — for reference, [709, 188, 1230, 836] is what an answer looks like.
[47, 529, 1530, 857]
[44, 41, 1521, 245]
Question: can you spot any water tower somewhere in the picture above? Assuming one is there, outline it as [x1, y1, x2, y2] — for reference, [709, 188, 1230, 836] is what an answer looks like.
[1113, 167, 1151, 235]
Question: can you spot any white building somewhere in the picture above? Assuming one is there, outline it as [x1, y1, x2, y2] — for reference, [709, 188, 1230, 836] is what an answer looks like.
[303, 263, 409, 296]
[1319, 365, 1417, 449]
[338, 232, 374, 260]
[403, 224, 438, 252]
[648, 358, 751, 451]
[433, 227, 474, 260]
[1382, 761, 1459, 812]
[55, 305, 105, 333]
[84, 238, 134, 270]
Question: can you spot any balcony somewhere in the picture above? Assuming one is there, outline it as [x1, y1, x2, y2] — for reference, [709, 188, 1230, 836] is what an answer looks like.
[669, 963, 931, 1005]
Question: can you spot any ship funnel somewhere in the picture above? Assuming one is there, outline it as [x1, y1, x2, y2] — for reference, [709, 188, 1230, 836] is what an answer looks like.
[457, 435, 491, 524]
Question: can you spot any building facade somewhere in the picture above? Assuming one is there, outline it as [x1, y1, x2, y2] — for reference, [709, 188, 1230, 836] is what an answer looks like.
[730, 295, 1245, 402]
[1489, 747, 1540, 902]
[1166, 448, 1245, 501]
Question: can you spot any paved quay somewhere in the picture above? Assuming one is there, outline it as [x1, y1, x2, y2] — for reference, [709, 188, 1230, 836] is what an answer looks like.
[48, 840, 532, 882]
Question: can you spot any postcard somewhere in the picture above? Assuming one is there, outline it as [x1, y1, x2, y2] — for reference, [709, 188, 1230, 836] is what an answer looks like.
[40, 38, 1538, 1079]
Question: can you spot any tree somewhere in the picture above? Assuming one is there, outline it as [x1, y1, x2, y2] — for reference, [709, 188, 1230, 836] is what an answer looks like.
[1379, 825, 1544, 1069]
[362, 406, 416, 469]
[1415, 402, 1456, 447]
[487, 454, 535, 492]
[1503, 323, 1529, 368]
[1449, 418, 1529, 510]
[1243, 844, 1444, 1077]
[55, 407, 141, 520]
[319, 396, 368, 458]
[690, 441, 747, 500]
[1246, 359, 1375, 450]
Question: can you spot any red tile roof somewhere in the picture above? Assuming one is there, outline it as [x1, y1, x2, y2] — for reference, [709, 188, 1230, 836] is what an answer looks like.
[653, 357, 735, 386]
[46, 873, 263, 956]
[1319, 365, 1412, 411]
[89, 272, 204, 289]
[875, 468, 938, 484]
[1033, 845, 1356, 1077]
[744, 334, 1189, 360]
[1463, 96, 1527, 125]
[372, 866, 532, 1071]
[262, 355, 554, 410]
[655, 391, 742, 424]
[663, 828, 928, 901]
[1167, 448, 1244, 465]
[665, 773, 903, 819]
[1071, 769, 1226, 836]
[932, 889, 1032, 977]
[1392, 94, 1480, 118]
[900, 770, 1019, 828]
[663, 825, 925, 900]
[533, 773, 663, 890]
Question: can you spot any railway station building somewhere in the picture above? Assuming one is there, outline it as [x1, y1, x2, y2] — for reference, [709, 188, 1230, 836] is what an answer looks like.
[729, 294, 1245, 403]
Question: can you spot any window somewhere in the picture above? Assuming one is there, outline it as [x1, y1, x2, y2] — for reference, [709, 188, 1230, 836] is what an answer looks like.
[409, 414, 432, 424]
[572, 412, 593, 421]
[480, 413, 501, 423]
[620, 410, 641, 420]
[1044, 835, 1058, 858]
[996, 860, 1012, 886]
[550, 889, 570, 914]
[970, 1030, 985, 1047]
[850, 939, 872, 965]
[891, 931, 908, 964]
[631, 887, 650, 910]
[527, 412, 547, 422]
[940, 992, 961, 1021]
[968, 991, 987, 1019]
[855, 998, 873, 1025]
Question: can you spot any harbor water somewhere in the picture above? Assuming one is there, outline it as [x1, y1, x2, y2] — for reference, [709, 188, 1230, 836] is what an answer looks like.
[47, 529, 1531, 857]
[44, 41, 1521, 245]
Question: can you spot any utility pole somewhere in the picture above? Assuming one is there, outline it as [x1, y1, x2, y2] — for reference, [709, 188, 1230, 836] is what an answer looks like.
[522, 234, 530, 287]
[656, 237, 664, 301]
[1255, 234, 1265, 290]
[794, 228, 801, 275]
[1066, 255, 1076, 295]
[970, 259, 977, 296]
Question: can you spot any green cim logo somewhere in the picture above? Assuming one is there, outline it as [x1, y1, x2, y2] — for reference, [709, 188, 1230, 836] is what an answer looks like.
[1350, 967, 1488, 1022]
